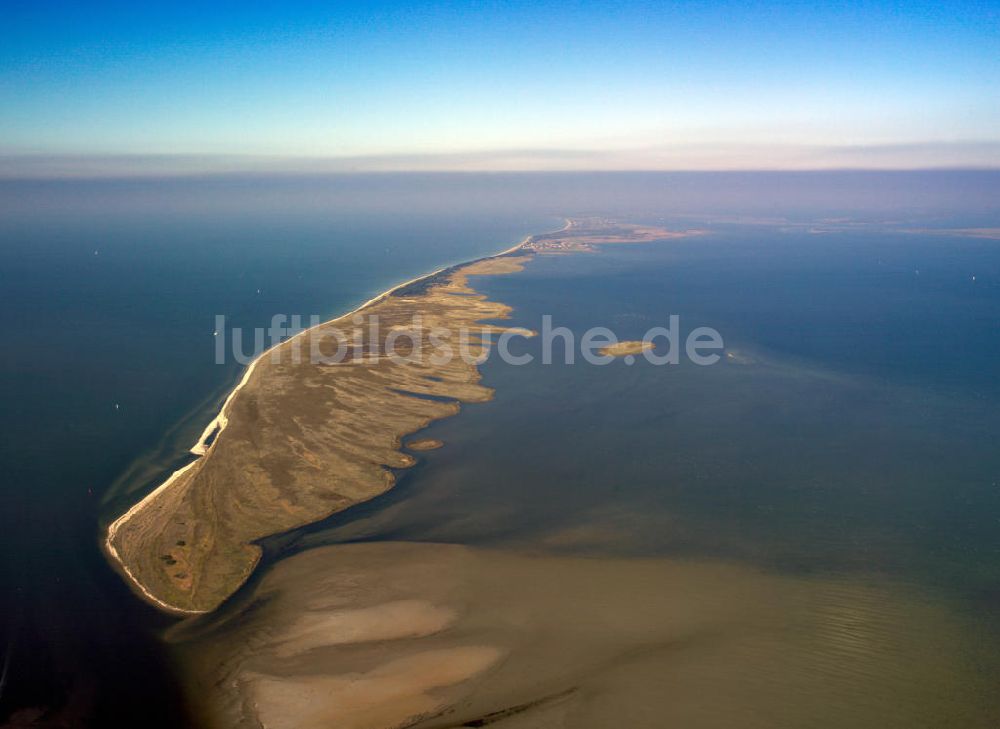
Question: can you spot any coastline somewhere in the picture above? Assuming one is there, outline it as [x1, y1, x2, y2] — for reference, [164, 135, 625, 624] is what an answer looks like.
[103, 221, 568, 614]
[188, 227, 546, 459]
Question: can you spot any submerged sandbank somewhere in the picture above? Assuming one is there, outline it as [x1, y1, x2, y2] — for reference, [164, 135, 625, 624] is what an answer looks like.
[174, 542, 1000, 729]
[406, 438, 444, 451]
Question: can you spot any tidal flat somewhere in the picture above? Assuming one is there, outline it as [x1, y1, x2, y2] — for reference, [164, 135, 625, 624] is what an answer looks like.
[172, 542, 1000, 729]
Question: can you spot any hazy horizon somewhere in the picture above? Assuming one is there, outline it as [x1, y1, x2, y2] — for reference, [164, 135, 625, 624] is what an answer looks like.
[4, 170, 999, 223]
[3, 148, 1000, 179]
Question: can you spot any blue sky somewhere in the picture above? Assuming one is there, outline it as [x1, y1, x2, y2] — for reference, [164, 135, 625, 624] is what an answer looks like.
[1, 0, 998, 171]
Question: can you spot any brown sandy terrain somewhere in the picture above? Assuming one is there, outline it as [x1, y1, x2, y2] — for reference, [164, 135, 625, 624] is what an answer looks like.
[598, 340, 653, 357]
[105, 218, 697, 615]
[174, 542, 1000, 729]
[106, 253, 533, 613]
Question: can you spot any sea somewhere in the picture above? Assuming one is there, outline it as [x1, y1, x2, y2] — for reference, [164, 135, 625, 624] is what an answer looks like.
[1, 171, 998, 726]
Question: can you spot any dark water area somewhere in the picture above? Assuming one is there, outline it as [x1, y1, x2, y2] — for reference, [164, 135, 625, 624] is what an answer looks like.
[2, 171, 1000, 726]
[0, 176, 550, 725]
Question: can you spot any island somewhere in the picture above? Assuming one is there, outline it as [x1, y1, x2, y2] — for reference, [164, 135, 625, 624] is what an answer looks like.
[599, 340, 654, 357]
[105, 218, 695, 614]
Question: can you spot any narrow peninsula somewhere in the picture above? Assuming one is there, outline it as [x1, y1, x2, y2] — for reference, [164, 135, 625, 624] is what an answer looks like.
[105, 219, 690, 613]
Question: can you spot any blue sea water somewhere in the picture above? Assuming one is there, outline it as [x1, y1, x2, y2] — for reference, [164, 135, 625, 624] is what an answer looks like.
[316, 224, 1000, 590]
[0, 176, 550, 725]
[1, 171, 999, 726]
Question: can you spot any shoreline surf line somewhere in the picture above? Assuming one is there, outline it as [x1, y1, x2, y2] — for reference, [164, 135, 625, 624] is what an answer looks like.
[102, 219, 569, 615]
[104, 459, 205, 614]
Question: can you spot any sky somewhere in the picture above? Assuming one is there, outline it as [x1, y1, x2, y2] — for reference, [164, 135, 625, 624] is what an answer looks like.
[1, 0, 998, 173]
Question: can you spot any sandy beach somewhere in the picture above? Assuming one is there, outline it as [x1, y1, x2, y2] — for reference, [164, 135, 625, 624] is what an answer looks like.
[102, 221, 580, 613]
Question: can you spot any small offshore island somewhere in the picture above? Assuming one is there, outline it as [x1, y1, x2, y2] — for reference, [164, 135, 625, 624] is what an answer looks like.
[105, 218, 686, 614]
[599, 340, 654, 357]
